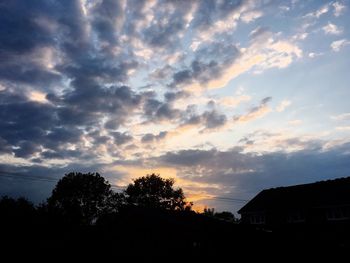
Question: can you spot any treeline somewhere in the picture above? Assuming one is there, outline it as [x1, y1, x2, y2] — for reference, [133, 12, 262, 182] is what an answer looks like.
[0, 172, 347, 259]
[0, 172, 235, 226]
[1, 172, 248, 258]
[1, 172, 238, 225]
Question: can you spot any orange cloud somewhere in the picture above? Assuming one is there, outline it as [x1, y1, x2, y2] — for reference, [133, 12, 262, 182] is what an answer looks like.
[28, 91, 49, 103]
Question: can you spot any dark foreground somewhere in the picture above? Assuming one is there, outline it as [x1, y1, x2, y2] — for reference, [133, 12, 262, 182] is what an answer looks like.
[1, 207, 350, 259]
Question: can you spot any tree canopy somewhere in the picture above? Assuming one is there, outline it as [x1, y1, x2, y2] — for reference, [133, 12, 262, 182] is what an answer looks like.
[45, 172, 192, 224]
[124, 173, 192, 211]
[46, 172, 120, 225]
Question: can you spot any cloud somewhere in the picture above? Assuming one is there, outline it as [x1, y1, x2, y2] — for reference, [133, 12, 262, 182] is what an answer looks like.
[279, 5, 290, 13]
[288, 120, 303, 126]
[28, 90, 50, 104]
[6, 133, 350, 209]
[322, 23, 343, 35]
[0, 89, 57, 157]
[191, 0, 245, 38]
[237, 130, 325, 153]
[152, 140, 350, 211]
[134, 0, 196, 50]
[304, 4, 330, 18]
[201, 109, 227, 130]
[190, 41, 201, 51]
[219, 95, 251, 108]
[164, 91, 189, 102]
[0, 0, 94, 87]
[241, 10, 263, 23]
[234, 97, 272, 123]
[276, 100, 291, 112]
[331, 39, 350, 52]
[0, 81, 144, 162]
[90, 0, 124, 45]
[169, 41, 241, 90]
[336, 126, 350, 131]
[141, 131, 168, 144]
[308, 52, 322, 58]
[150, 65, 174, 81]
[143, 97, 181, 123]
[333, 2, 346, 17]
[110, 132, 133, 145]
[331, 113, 350, 121]
[174, 28, 302, 91]
[179, 105, 228, 132]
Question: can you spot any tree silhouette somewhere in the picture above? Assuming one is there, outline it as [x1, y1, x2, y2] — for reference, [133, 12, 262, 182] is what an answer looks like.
[214, 211, 236, 222]
[124, 173, 192, 211]
[203, 207, 215, 217]
[202, 207, 236, 222]
[46, 172, 120, 225]
[0, 196, 36, 226]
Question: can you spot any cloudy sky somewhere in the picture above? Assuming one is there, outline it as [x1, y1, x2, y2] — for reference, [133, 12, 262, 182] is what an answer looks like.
[1, 0, 350, 213]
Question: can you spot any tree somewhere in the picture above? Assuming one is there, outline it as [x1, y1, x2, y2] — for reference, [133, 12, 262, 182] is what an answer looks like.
[46, 172, 120, 225]
[202, 207, 236, 222]
[214, 211, 236, 222]
[203, 207, 215, 217]
[0, 196, 36, 226]
[123, 173, 192, 211]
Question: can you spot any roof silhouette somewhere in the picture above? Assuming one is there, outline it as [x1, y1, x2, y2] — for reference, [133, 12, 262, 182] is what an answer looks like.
[238, 177, 350, 214]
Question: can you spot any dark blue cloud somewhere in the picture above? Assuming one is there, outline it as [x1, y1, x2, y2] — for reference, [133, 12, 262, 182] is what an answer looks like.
[143, 97, 181, 123]
[110, 132, 133, 145]
[164, 91, 189, 102]
[0, 0, 53, 54]
[0, 89, 57, 156]
[0, 83, 143, 159]
[0, 0, 90, 87]
[141, 131, 168, 144]
[190, 0, 246, 36]
[169, 42, 240, 88]
[141, 1, 195, 49]
[180, 104, 227, 130]
[91, 0, 124, 44]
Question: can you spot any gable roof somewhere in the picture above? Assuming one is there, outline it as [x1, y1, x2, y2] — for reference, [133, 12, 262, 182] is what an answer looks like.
[238, 177, 350, 214]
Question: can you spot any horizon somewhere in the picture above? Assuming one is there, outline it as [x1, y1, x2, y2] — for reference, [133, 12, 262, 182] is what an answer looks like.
[1, 0, 350, 213]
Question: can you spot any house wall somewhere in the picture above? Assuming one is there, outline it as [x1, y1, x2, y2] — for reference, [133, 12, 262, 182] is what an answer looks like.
[240, 205, 350, 227]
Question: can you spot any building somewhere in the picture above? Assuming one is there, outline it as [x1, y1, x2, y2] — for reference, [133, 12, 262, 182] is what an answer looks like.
[238, 177, 350, 227]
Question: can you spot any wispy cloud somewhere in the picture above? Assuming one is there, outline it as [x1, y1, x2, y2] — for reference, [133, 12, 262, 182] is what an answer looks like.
[308, 52, 323, 58]
[183, 29, 303, 91]
[333, 1, 346, 17]
[234, 97, 272, 123]
[241, 10, 263, 23]
[331, 39, 350, 51]
[304, 4, 330, 18]
[336, 126, 350, 131]
[322, 22, 343, 35]
[331, 112, 350, 121]
[276, 100, 291, 112]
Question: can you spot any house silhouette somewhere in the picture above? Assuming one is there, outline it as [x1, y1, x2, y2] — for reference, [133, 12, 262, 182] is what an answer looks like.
[238, 177, 350, 227]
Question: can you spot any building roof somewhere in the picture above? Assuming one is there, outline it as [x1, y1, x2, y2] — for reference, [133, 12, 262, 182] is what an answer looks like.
[238, 177, 350, 214]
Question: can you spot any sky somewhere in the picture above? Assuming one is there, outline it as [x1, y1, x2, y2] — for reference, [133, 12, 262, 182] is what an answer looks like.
[1, 0, 350, 213]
